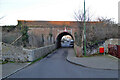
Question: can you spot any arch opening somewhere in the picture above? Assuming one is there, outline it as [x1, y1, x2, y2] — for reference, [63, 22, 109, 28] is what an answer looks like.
[56, 32, 74, 48]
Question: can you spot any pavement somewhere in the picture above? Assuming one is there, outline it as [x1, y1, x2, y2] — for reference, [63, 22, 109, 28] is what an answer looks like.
[1, 62, 31, 79]
[67, 50, 119, 70]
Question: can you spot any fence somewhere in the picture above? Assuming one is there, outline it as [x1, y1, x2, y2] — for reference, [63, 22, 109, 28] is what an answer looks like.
[108, 44, 120, 58]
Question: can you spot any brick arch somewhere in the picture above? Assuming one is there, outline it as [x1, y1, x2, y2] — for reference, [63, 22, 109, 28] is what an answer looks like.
[56, 32, 74, 48]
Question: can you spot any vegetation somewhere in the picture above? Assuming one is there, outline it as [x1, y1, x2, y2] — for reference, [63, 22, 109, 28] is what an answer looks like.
[0, 60, 30, 64]
[49, 33, 53, 42]
[41, 34, 44, 43]
[0, 60, 15, 64]
[2, 25, 16, 32]
[21, 25, 29, 47]
[30, 56, 43, 65]
[2, 25, 22, 46]
[73, 6, 118, 56]
[0, 60, 8, 64]
[83, 53, 105, 57]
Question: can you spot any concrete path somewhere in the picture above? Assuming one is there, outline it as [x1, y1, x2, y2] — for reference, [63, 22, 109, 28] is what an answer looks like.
[67, 50, 119, 70]
[2, 62, 30, 79]
[7, 48, 118, 78]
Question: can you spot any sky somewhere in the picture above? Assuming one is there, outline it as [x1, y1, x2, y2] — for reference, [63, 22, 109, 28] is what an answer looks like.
[0, 0, 120, 26]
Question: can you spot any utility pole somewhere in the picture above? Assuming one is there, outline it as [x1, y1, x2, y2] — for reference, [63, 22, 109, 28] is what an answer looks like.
[84, 0, 87, 56]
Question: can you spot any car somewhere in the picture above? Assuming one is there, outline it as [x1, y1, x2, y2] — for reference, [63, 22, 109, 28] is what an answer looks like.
[61, 40, 74, 48]
[69, 40, 74, 47]
[61, 41, 70, 47]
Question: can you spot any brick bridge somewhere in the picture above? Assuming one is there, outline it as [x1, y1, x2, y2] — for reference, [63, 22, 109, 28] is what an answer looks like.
[17, 20, 101, 48]
[17, 20, 81, 48]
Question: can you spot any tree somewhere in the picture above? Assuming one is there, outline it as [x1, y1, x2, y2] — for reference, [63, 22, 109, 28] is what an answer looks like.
[97, 17, 115, 24]
[74, 8, 93, 46]
[74, 8, 93, 22]
[74, 7, 94, 56]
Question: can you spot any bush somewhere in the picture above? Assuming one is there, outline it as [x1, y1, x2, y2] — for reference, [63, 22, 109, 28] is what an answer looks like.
[21, 26, 29, 47]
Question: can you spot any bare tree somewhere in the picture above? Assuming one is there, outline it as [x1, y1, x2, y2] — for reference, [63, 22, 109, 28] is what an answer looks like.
[74, 8, 93, 22]
[73, 8, 94, 56]
[97, 17, 115, 24]
[73, 8, 93, 46]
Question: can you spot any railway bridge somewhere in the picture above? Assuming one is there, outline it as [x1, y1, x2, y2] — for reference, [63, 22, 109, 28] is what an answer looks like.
[17, 20, 81, 48]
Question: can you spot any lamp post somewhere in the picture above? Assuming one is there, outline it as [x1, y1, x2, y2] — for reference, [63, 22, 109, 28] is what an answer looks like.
[84, 0, 86, 56]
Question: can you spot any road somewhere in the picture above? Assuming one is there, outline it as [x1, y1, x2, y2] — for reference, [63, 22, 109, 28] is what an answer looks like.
[8, 48, 118, 78]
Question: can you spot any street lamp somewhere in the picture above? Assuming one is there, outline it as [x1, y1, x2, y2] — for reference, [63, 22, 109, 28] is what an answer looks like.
[84, 0, 87, 56]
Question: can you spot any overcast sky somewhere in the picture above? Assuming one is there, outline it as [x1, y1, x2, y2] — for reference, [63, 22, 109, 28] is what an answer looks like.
[0, 0, 120, 26]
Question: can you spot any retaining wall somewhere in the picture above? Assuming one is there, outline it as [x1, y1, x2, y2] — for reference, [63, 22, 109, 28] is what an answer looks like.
[1, 43, 56, 62]
[24, 44, 56, 61]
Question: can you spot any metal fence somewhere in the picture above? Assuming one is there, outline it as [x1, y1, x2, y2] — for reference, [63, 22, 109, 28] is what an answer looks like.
[108, 44, 120, 58]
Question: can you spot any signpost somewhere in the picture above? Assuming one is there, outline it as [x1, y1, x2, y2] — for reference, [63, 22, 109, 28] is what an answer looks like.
[84, 0, 87, 56]
[118, 1, 120, 26]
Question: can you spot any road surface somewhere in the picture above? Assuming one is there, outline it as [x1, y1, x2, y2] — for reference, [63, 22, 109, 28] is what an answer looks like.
[8, 48, 118, 78]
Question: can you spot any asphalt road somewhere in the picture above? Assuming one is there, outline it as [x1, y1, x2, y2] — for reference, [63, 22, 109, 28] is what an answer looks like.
[8, 48, 118, 78]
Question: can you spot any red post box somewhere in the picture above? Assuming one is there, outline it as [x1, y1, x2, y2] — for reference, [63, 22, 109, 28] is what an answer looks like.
[99, 47, 104, 54]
